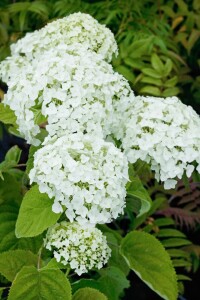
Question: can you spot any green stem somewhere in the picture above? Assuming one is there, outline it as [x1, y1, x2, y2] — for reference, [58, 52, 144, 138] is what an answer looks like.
[65, 267, 71, 277]
[37, 245, 43, 269]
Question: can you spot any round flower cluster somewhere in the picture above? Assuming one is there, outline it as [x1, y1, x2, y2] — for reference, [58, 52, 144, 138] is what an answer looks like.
[29, 133, 129, 225]
[1, 47, 133, 146]
[44, 222, 111, 275]
[121, 96, 200, 189]
[11, 12, 117, 62]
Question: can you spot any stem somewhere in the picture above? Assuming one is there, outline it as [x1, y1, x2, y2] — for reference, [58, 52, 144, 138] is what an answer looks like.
[15, 163, 26, 167]
[65, 267, 71, 277]
[37, 245, 43, 269]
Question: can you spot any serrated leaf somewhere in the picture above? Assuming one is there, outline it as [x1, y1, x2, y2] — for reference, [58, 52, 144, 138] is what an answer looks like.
[127, 177, 152, 217]
[0, 203, 43, 253]
[16, 185, 61, 238]
[0, 250, 37, 281]
[0, 103, 16, 125]
[73, 288, 107, 300]
[120, 231, 178, 300]
[8, 266, 72, 300]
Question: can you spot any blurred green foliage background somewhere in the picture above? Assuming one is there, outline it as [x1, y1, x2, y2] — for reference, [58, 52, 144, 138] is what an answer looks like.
[0, 0, 200, 112]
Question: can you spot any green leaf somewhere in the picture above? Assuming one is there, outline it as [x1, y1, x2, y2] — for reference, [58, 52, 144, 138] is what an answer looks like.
[172, 259, 192, 268]
[120, 231, 178, 300]
[151, 53, 164, 72]
[155, 229, 186, 238]
[0, 146, 22, 179]
[0, 250, 37, 282]
[73, 288, 107, 300]
[115, 65, 135, 82]
[154, 218, 175, 227]
[104, 232, 129, 276]
[5, 146, 21, 165]
[128, 38, 153, 58]
[26, 145, 40, 174]
[164, 59, 173, 76]
[15, 185, 61, 238]
[31, 108, 46, 125]
[140, 76, 162, 86]
[161, 238, 192, 248]
[72, 266, 130, 300]
[162, 87, 180, 97]
[167, 249, 190, 259]
[0, 203, 42, 253]
[124, 57, 145, 69]
[0, 103, 16, 125]
[139, 86, 161, 96]
[164, 76, 178, 87]
[98, 267, 130, 300]
[72, 279, 101, 294]
[127, 177, 152, 217]
[43, 258, 67, 270]
[8, 126, 23, 139]
[141, 68, 162, 78]
[8, 266, 72, 300]
[177, 274, 191, 281]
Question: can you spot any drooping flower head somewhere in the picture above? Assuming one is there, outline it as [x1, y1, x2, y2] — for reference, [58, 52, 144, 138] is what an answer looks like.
[44, 221, 111, 275]
[29, 133, 129, 224]
[10, 12, 118, 62]
[121, 96, 200, 189]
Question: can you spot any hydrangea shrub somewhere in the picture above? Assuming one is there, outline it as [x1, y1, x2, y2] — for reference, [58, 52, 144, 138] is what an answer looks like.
[0, 12, 199, 300]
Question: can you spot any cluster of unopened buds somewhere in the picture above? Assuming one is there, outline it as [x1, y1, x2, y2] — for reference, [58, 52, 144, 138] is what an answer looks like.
[1, 13, 200, 275]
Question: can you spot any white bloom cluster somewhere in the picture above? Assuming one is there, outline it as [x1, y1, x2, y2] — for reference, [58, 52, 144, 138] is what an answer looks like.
[1, 44, 132, 146]
[44, 222, 111, 275]
[11, 12, 117, 62]
[121, 96, 200, 189]
[29, 133, 128, 224]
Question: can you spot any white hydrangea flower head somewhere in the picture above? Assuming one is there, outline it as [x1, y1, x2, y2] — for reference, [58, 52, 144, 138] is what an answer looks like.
[29, 133, 129, 224]
[121, 96, 200, 189]
[10, 12, 118, 62]
[44, 221, 111, 275]
[2, 48, 133, 145]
